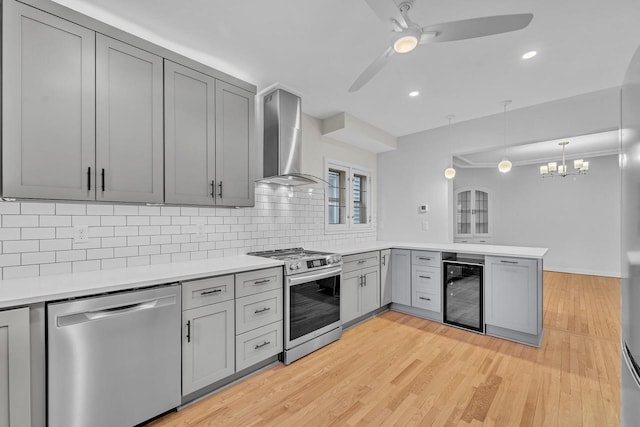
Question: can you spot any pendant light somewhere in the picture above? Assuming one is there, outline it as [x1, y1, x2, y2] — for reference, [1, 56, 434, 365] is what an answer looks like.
[444, 115, 456, 179]
[498, 100, 513, 173]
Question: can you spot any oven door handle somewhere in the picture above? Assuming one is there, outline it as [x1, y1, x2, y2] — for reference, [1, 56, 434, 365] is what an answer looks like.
[288, 267, 343, 286]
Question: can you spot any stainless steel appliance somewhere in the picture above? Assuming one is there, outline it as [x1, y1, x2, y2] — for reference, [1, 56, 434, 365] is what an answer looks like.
[443, 253, 485, 333]
[248, 248, 343, 364]
[621, 43, 640, 425]
[47, 284, 181, 427]
[258, 89, 323, 186]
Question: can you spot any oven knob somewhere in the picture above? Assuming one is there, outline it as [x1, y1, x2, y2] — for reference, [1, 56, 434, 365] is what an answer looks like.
[289, 264, 296, 271]
[327, 257, 333, 265]
[295, 263, 301, 270]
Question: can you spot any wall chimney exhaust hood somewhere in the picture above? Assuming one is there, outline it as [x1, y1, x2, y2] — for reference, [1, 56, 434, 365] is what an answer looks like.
[258, 89, 325, 186]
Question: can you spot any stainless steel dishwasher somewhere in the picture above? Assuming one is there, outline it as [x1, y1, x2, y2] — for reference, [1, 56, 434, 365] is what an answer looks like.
[47, 284, 181, 427]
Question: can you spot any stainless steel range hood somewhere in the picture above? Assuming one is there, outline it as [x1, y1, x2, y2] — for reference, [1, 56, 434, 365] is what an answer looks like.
[259, 89, 323, 186]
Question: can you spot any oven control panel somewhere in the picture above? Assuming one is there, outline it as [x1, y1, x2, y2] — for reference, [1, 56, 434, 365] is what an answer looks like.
[307, 259, 327, 268]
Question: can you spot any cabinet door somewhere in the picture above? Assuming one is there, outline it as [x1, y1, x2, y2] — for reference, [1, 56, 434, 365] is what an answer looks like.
[455, 189, 473, 238]
[0, 307, 31, 427]
[3, 1, 96, 200]
[164, 60, 216, 205]
[474, 189, 490, 237]
[215, 81, 255, 207]
[182, 300, 234, 396]
[412, 265, 441, 313]
[96, 34, 163, 203]
[380, 249, 392, 305]
[361, 267, 380, 314]
[485, 256, 538, 334]
[341, 271, 361, 324]
[391, 249, 411, 305]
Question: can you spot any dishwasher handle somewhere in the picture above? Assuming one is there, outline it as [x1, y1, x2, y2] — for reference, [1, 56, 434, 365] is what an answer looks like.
[56, 294, 177, 327]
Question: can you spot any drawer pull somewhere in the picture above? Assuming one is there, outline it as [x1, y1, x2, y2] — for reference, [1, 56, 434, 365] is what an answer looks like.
[254, 341, 271, 350]
[186, 320, 191, 343]
[254, 279, 270, 285]
[500, 260, 519, 265]
[357, 260, 366, 264]
[419, 297, 432, 301]
[418, 257, 432, 261]
[254, 307, 271, 314]
[418, 275, 432, 279]
[200, 289, 222, 296]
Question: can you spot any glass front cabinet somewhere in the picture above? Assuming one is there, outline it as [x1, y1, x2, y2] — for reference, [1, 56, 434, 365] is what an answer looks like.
[454, 187, 492, 243]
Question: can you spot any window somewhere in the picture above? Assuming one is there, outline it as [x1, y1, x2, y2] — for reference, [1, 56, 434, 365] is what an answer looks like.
[325, 160, 372, 231]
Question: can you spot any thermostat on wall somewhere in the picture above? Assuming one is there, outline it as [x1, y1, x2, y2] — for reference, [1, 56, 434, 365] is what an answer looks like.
[419, 204, 428, 213]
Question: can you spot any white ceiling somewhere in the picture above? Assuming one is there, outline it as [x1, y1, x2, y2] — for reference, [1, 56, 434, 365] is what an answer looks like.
[54, 0, 640, 137]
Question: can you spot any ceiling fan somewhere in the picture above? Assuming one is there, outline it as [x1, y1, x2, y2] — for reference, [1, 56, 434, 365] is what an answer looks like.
[349, 0, 533, 92]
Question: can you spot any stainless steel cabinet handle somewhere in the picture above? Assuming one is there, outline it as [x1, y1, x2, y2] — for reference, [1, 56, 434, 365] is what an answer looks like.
[200, 289, 222, 296]
[419, 275, 432, 279]
[218, 181, 223, 198]
[500, 260, 519, 264]
[254, 279, 270, 285]
[359, 275, 363, 287]
[101, 168, 105, 192]
[87, 167, 91, 191]
[419, 297, 432, 301]
[364, 275, 367, 286]
[211, 180, 216, 198]
[186, 320, 191, 343]
[381, 255, 386, 266]
[254, 307, 271, 314]
[254, 341, 270, 349]
[418, 257, 432, 261]
[357, 260, 366, 264]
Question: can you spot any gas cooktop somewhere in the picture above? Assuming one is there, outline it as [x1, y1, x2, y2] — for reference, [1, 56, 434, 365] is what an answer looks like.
[247, 247, 342, 275]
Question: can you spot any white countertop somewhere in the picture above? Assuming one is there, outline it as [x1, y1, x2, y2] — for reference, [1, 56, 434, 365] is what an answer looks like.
[0, 256, 283, 309]
[0, 241, 547, 309]
[310, 241, 549, 259]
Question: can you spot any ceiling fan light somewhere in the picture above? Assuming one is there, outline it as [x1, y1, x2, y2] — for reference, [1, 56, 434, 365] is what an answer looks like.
[444, 167, 456, 179]
[548, 162, 557, 172]
[498, 159, 512, 173]
[393, 35, 418, 53]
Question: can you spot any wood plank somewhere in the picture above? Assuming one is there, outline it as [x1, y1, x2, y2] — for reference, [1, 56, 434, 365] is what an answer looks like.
[149, 271, 620, 427]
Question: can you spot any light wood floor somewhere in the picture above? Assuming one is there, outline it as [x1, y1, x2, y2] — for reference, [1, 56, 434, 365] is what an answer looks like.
[149, 271, 620, 426]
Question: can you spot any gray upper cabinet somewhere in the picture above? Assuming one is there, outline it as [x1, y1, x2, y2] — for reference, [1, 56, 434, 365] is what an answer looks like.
[96, 34, 164, 203]
[164, 61, 216, 205]
[215, 81, 256, 207]
[2, 0, 96, 201]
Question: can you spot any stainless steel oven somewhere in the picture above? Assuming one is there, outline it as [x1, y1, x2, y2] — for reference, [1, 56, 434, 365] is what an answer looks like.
[248, 248, 343, 364]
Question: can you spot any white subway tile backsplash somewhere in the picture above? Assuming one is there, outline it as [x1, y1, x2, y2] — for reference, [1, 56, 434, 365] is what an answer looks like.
[0, 188, 376, 279]
[4, 240, 39, 253]
[3, 215, 39, 228]
[4, 265, 39, 279]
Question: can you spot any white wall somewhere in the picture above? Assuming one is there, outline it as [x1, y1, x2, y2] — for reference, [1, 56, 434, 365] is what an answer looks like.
[454, 156, 621, 276]
[377, 88, 621, 276]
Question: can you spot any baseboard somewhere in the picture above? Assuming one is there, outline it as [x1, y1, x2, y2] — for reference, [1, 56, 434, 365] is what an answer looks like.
[544, 266, 621, 278]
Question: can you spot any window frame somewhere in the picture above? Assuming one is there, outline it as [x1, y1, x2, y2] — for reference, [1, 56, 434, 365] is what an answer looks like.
[324, 158, 373, 233]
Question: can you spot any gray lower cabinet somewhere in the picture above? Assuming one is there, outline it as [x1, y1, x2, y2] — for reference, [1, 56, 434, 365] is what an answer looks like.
[485, 256, 539, 335]
[215, 81, 256, 207]
[96, 34, 164, 203]
[164, 62, 256, 207]
[411, 251, 442, 313]
[342, 251, 380, 324]
[164, 60, 217, 205]
[0, 307, 31, 427]
[181, 277, 235, 396]
[391, 249, 411, 305]
[2, 0, 96, 201]
[380, 249, 392, 305]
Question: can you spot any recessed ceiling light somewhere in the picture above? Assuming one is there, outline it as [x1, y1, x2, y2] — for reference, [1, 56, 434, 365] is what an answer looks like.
[409, 91, 419, 97]
[522, 50, 537, 59]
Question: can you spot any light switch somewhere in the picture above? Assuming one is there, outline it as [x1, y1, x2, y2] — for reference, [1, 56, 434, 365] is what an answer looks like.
[422, 221, 429, 231]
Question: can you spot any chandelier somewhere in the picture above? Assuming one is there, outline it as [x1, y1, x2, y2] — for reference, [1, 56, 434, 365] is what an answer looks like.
[539, 141, 589, 178]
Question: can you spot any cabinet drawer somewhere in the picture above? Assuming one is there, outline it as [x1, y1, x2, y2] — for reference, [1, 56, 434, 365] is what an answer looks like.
[343, 251, 380, 274]
[235, 267, 282, 298]
[412, 289, 440, 312]
[182, 275, 234, 309]
[412, 250, 441, 267]
[236, 322, 283, 371]
[412, 266, 441, 293]
[235, 289, 283, 334]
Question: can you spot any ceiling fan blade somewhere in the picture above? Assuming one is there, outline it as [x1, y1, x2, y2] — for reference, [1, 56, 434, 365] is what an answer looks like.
[349, 46, 395, 92]
[423, 13, 533, 43]
[364, 0, 407, 30]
